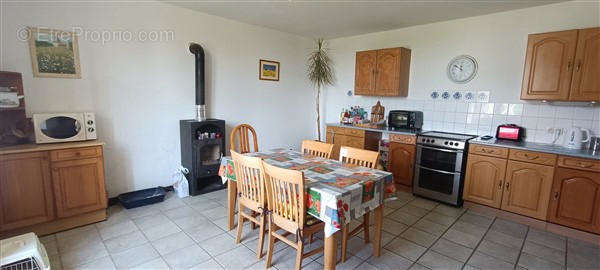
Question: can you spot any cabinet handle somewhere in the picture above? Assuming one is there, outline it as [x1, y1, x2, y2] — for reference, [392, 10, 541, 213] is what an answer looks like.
[577, 162, 593, 168]
[523, 153, 538, 160]
[505, 182, 510, 191]
[553, 191, 560, 200]
[498, 181, 503, 190]
[567, 61, 573, 70]
[575, 60, 581, 72]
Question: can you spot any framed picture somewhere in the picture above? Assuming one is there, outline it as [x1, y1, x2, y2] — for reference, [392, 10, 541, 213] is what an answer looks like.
[28, 27, 81, 78]
[259, 59, 279, 81]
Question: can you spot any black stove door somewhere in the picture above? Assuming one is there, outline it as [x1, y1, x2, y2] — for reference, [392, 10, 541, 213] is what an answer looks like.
[416, 145, 463, 172]
[413, 165, 462, 205]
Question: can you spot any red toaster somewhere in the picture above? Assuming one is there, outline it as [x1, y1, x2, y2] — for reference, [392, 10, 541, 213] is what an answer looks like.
[496, 124, 524, 141]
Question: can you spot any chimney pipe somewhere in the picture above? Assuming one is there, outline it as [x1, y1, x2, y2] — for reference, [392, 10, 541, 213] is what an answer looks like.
[189, 43, 206, 121]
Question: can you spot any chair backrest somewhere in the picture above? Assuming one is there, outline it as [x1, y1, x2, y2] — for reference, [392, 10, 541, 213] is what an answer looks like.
[231, 150, 266, 209]
[230, 124, 259, 154]
[263, 161, 305, 233]
[301, 140, 334, 159]
[339, 146, 379, 169]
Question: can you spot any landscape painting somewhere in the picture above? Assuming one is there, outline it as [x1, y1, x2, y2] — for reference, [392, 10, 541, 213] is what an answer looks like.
[259, 59, 279, 81]
[28, 27, 81, 78]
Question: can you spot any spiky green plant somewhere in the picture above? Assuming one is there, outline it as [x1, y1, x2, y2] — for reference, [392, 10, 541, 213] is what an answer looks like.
[307, 38, 334, 141]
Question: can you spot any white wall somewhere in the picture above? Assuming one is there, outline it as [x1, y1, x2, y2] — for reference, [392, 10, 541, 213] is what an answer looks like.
[1, 2, 315, 196]
[323, 1, 600, 142]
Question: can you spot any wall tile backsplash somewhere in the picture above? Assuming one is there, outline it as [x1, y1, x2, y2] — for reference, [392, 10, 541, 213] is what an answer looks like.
[376, 100, 600, 144]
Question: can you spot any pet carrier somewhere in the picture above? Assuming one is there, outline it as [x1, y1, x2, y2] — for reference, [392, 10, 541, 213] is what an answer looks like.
[0, 233, 50, 270]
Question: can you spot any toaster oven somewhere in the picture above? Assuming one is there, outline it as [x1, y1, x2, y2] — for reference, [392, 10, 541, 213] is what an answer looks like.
[388, 110, 423, 130]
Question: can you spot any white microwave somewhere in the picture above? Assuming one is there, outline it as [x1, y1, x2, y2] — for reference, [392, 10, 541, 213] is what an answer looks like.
[33, 112, 97, 144]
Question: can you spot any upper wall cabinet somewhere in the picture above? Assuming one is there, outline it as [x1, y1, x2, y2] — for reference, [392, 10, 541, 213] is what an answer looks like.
[521, 28, 599, 102]
[355, 47, 411, 97]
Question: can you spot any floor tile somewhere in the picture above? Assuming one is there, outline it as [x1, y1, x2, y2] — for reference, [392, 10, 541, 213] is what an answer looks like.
[200, 205, 228, 220]
[315, 255, 364, 270]
[110, 243, 159, 269]
[417, 250, 463, 270]
[103, 230, 148, 254]
[151, 231, 196, 256]
[409, 263, 431, 270]
[126, 204, 161, 219]
[526, 228, 566, 251]
[476, 240, 520, 264]
[189, 200, 222, 212]
[130, 258, 170, 270]
[401, 228, 438, 247]
[56, 225, 97, 241]
[228, 221, 261, 242]
[432, 204, 466, 218]
[244, 233, 288, 256]
[413, 218, 449, 236]
[97, 220, 138, 241]
[567, 238, 600, 269]
[133, 213, 171, 230]
[57, 227, 102, 252]
[367, 249, 413, 270]
[386, 198, 408, 209]
[467, 251, 514, 270]
[190, 258, 224, 270]
[60, 241, 109, 268]
[387, 210, 422, 226]
[422, 212, 457, 227]
[95, 209, 131, 230]
[382, 218, 409, 235]
[198, 232, 238, 256]
[49, 254, 62, 270]
[408, 198, 439, 210]
[490, 218, 528, 239]
[357, 229, 396, 248]
[484, 229, 524, 249]
[398, 205, 430, 218]
[43, 238, 59, 256]
[186, 220, 226, 243]
[355, 261, 379, 270]
[518, 252, 563, 270]
[163, 205, 197, 220]
[162, 244, 211, 269]
[384, 237, 427, 261]
[522, 241, 565, 266]
[347, 237, 375, 260]
[430, 238, 473, 263]
[458, 212, 494, 229]
[157, 196, 186, 211]
[171, 214, 210, 230]
[65, 256, 115, 270]
[141, 220, 182, 241]
[214, 246, 263, 269]
[450, 221, 487, 238]
[442, 229, 481, 248]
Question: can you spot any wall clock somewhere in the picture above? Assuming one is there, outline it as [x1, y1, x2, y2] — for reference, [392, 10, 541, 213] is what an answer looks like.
[447, 55, 477, 84]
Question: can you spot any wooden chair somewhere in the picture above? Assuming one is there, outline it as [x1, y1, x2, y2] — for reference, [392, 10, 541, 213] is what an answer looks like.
[230, 124, 259, 153]
[231, 150, 268, 259]
[338, 146, 379, 262]
[263, 162, 324, 270]
[301, 140, 334, 159]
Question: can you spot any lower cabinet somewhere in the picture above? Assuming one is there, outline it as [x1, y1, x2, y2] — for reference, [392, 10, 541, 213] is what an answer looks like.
[52, 157, 107, 218]
[0, 152, 55, 231]
[547, 167, 600, 234]
[325, 126, 380, 160]
[463, 154, 506, 208]
[501, 160, 554, 220]
[387, 142, 415, 186]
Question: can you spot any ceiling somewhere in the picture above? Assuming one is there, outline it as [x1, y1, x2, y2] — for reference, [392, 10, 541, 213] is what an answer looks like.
[162, 0, 566, 38]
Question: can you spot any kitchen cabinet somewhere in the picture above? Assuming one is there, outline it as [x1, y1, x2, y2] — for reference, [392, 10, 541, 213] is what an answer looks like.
[547, 167, 600, 234]
[0, 142, 107, 237]
[501, 160, 554, 220]
[463, 154, 507, 208]
[354, 47, 411, 97]
[521, 27, 599, 102]
[0, 151, 54, 231]
[326, 126, 380, 160]
[387, 142, 415, 186]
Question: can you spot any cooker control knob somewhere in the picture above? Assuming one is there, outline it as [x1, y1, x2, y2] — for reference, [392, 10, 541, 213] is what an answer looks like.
[444, 141, 448, 145]
[88, 127, 95, 132]
[455, 142, 460, 146]
[431, 139, 435, 143]
[87, 120, 94, 125]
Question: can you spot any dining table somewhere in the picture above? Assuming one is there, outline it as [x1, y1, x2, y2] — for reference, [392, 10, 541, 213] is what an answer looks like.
[218, 148, 397, 270]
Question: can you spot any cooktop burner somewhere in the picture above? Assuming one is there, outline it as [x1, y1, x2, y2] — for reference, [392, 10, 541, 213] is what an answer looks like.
[417, 131, 477, 150]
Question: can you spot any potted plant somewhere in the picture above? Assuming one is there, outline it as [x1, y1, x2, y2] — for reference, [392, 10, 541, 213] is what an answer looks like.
[307, 38, 335, 141]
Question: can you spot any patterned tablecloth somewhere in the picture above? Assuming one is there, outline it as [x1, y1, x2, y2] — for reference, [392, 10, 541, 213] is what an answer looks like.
[218, 148, 396, 237]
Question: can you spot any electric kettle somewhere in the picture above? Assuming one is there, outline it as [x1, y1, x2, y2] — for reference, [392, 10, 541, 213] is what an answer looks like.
[563, 127, 591, 150]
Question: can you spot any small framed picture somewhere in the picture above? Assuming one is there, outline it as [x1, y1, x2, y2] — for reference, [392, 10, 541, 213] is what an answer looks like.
[28, 27, 81, 78]
[259, 59, 279, 81]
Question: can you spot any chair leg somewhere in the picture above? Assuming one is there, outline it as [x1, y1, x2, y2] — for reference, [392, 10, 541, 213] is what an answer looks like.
[309, 234, 314, 244]
[341, 223, 349, 263]
[257, 213, 266, 258]
[295, 234, 304, 270]
[266, 221, 275, 268]
[251, 211, 258, 229]
[363, 212, 370, 243]
[236, 204, 245, 244]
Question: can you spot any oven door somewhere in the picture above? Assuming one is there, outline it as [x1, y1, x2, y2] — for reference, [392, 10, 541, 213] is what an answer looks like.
[413, 165, 462, 205]
[415, 145, 463, 172]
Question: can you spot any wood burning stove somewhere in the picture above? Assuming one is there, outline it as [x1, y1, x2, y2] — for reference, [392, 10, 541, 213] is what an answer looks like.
[180, 43, 226, 196]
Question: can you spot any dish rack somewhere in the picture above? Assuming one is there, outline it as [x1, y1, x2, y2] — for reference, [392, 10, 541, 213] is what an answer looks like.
[0, 233, 50, 270]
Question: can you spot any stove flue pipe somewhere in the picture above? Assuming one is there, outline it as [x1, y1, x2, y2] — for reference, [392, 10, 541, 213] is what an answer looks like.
[189, 43, 206, 121]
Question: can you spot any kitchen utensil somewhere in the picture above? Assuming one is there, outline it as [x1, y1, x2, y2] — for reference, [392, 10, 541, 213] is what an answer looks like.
[563, 127, 591, 150]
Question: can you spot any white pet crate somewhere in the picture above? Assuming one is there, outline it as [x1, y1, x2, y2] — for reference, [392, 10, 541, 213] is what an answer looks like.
[1, 233, 50, 270]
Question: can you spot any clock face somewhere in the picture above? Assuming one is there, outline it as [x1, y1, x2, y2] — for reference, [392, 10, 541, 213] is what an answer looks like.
[447, 55, 477, 83]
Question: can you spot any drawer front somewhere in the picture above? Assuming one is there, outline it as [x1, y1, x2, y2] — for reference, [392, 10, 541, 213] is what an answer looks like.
[50, 146, 102, 162]
[557, 156, 600, 172]
[509, 149, 557, 165]
[345, 128, 365, 138]
[344, 136, 365, 149]
[469, 144, 509, 158]
[326, 126, 346, 135]
[389, 134, 416, 145]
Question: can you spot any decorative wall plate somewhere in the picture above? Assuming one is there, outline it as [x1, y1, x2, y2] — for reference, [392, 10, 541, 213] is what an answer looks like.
[442, 91, 450, 100]
[430, 91, 439, 99]
[452, 91, 462, 100]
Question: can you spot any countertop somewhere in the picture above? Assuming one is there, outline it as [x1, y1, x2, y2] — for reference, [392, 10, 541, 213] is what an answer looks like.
[0, 140, 105, 155]
[327, 123, 419, 135]
[470, 137, 600, 160]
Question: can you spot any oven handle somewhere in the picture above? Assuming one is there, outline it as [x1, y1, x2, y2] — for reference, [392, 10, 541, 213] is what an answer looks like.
[417, 145, 463, 153]
[418, 165, 460, 175]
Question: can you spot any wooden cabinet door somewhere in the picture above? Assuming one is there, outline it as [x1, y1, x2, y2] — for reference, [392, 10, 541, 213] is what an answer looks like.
[521, 30, 578, 100]
[569, 27, 600, 101]
[548, 168, 600, 234]
[374, 48, 401, 96]
[501, 161, 554, 220]
[327, 133, 344, 160]
[463, 154, 507, 208]
[387, 142, 415, 186]
[0, 152, 54, 231]
[51, 157, 107, 218]
[354, 50, 377, 95]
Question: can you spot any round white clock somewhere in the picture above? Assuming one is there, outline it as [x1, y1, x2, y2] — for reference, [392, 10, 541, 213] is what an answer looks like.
[447, 55, 478, 84]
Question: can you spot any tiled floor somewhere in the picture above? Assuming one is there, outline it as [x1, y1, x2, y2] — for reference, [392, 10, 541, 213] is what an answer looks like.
[38, 190, 599, 270]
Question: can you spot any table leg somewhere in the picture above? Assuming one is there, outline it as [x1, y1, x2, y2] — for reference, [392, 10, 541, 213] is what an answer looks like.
[324, 231, 338, 270]
[373, 204, 384, 257]
[227, 180, 237, 230]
